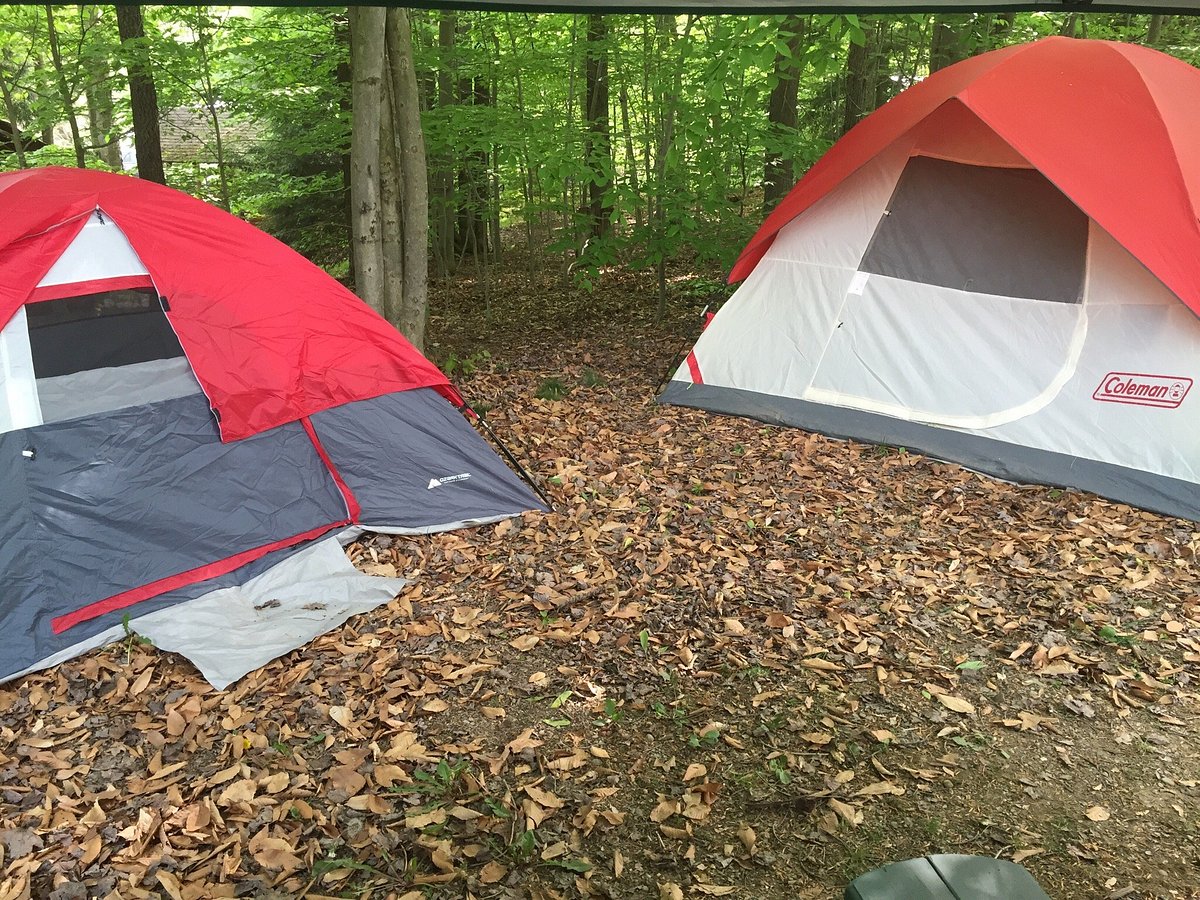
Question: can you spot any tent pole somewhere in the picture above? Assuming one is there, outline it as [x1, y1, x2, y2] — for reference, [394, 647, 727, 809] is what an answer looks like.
[653, 303, 708, 396]
[460, 404, 554, 511]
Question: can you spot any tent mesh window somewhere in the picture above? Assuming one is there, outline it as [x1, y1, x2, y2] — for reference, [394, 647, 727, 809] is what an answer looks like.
[26, 287, 185, 379]
[858, 156, 1088, 303]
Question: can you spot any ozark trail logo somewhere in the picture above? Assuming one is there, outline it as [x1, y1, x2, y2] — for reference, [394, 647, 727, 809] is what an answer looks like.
[1093, 372, 1192, 409]
[428, 472, 472, 489]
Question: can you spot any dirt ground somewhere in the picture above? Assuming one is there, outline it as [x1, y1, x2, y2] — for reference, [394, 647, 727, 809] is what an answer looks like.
[1, 256, 1198, 900]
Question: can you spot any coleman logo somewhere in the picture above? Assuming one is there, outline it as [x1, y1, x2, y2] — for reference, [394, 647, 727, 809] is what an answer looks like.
[1093, 372, 1192, 409]
[428, 472, 472, 489]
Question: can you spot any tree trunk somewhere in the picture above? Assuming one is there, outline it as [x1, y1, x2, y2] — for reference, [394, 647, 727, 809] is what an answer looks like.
[618, 79, 641, 230]
[763, 17, 805, 213]
[349, 6, 387, 315]
[1147, 14, 1166, 45]
[456, 73, 490, 258]
[583, 14, 612, 239]
[432, 11, 456, 276]
[116, 4, 165, 184]
[45, 6, 86, 168]
[929, 14, 971, 73]
[335, 13, 353, 285]
[379, 62, 404, 328]
[0, 67, 27, 168]
[86, 80, 121, 168]
[1060, 13, 1079, 38]
[85, 9, 120, 169]
[842, 28, 873, 137]
[386, 7, 430, 352]
[193, 19, 231, 211]
[652, 14, 694, 319]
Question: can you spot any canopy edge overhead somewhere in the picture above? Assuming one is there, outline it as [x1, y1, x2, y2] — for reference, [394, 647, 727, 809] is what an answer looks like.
[95, 1, 1200, 13]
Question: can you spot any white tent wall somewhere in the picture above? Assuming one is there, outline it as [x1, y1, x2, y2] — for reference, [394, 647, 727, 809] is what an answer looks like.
[665, 125, 1200, 519]
[0, 307, 41, 432]
[38, 210, 149, 285]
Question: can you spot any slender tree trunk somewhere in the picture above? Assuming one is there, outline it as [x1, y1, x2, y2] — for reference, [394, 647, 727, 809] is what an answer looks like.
[349, 6, 387, 314]
[1146, 14, 1165, 45]
[85, 9, 120, 169]
[193, 21, 231, 211]
[764, 16, 805, 213]
[502, 15, 536, 257]
[379, 64, 404, 327]
[116, 4, 165, 184]
[456, 74, 490, 257]
[432, 11, 456, 276]
[86, 81, 120, 168]
[386, 7, 430, 352]
[0, 68, 27, 168]
[929, 14, 971, 72]
[335, 13, 354, 285]
[842, 29, 874, 136]
[652, 14, 694, 319]
[583, 13, 612, 239]
[45, 6, 86, 168]
[1060, 13, 1079, 37]
[618, 79, 641, 230]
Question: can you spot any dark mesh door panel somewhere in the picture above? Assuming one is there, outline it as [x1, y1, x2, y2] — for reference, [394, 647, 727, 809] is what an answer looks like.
[26, 288, 184, 378]
[859, 156, 1088, 303]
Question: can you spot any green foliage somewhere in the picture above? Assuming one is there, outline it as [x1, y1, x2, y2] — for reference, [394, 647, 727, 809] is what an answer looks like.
[120, 612, 152, 664]
[535, 376, 569, 401]
[1, 8, 1194, 281]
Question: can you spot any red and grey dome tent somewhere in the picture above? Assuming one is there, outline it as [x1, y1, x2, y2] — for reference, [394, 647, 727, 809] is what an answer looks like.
[0, 166, 544, 684]
[661, 37, 1200, 521]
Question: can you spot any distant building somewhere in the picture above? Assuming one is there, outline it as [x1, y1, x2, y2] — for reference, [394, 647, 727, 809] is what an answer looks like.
[0, 120, 46, 155]
[159, 106, 262, 166]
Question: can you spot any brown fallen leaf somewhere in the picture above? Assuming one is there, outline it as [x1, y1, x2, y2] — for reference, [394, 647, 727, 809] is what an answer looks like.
[683, 763, 707, 781]
[937, 694, 976, 715]
[480, 860, 507, 883]
[1086, 805, 1111, 822]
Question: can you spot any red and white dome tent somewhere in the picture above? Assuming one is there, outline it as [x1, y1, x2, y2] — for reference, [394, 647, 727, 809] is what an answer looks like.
[661, 37, 1200, 521]
[0, 166, 545, 687]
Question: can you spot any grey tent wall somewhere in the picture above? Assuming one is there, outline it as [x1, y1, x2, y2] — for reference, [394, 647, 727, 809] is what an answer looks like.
[310, 388, 549, 529]
[1, 388, 543, 682]
[659, 382, 1200, 522]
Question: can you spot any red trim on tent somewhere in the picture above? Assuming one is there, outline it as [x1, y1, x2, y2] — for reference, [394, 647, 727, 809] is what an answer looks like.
[302, 416, 362, 523]
[686, 350, 704, 384]
[28, 274, 155, 303]
[727, 37, 1200, 320]
[50, 521, 347, 634]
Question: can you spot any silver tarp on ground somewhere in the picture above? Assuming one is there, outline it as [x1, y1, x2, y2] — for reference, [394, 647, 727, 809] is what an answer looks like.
[4, 538, 410, 690]
[1, 387, 542, 683]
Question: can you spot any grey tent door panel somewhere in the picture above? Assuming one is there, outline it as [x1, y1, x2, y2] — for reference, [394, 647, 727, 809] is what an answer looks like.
[859, 155, 1089, 303]
[0, 394, 348, 678]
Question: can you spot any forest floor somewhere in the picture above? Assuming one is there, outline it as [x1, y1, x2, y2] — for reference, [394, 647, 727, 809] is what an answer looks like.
[2, 253, 1200, 900]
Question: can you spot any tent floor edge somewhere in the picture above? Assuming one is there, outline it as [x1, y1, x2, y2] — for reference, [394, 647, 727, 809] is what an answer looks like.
[658, 381, 1200, 523]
